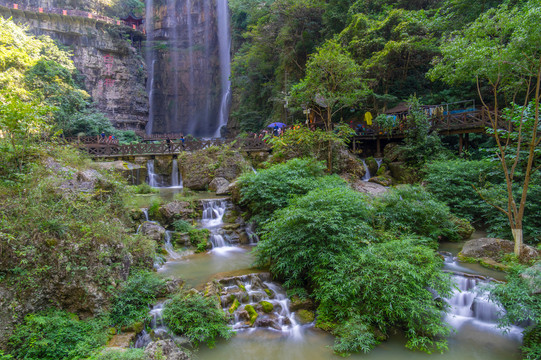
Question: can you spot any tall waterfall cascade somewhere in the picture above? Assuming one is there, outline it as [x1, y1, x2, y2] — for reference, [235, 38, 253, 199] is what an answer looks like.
[144, 0, 232, 137]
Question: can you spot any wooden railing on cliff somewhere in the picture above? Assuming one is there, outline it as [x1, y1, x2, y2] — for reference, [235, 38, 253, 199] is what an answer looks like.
[0, 0, 145, 32]
[69, 138, 269, 158]
[354, 108, 502, 140]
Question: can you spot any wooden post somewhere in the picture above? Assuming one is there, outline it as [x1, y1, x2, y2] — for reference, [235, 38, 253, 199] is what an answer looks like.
[458, 133, 463, 156]
[353, 138, 356, 153]
[376, 136, 381, 156]
[465, 133, 469, 151]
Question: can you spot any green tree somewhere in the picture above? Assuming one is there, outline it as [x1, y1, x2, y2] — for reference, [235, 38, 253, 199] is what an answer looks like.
[291, 40, 366, 170]
[429, 1, 541, 256]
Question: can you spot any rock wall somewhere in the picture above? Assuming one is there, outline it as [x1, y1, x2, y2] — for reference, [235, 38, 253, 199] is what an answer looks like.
[0, 5, 149, 131]
[148, 0, 222, 136]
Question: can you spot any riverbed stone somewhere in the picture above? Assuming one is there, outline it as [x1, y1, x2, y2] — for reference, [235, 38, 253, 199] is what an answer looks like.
[335, 148, 366, 179]
[255, 317, 281, 331]
[369, 175, 393, 187]
[209, 177, 230, 195]
[144, 340, 190, 360]
[348, 179, 388, 196]
[459, 237, 540, 265]
[141, 222, 166, 242]
[159, 201, 195, 224]
[295, 310, 315, 324]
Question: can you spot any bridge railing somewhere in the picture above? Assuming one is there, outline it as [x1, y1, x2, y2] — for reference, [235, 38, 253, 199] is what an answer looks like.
[77, 137, 269, 157]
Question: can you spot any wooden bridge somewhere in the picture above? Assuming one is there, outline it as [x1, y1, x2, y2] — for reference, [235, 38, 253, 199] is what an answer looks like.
[68, 137, 270, 158]
[352, 108, 501, 154]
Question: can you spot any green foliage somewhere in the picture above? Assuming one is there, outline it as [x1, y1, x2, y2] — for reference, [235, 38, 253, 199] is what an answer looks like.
[7, 309, 109, 360]
[163, 292, 232, 348]
[266, 125, 354, 167]
[238, 158, 346, 222]
[89, 349, 148, 360]
[188, 229, 210, 253]
[132, 183, 159, 195]
[109, 271, 166, 327]
[256, 184, 453, 354]
[0, 350, 13, 360]
[291, 39, 367, 129]
[373, 185, 461, 241]
[172, 219, 193, 233]
[484, 265, 541, 359]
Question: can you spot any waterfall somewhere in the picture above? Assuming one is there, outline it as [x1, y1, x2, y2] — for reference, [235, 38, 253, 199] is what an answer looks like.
[441, 253, 523, 340]
[171, 159, 180, 188]
[147, 160, 159, 187]
[168, 0, 181, 125]
[164, 231, 182, 259]
[376, 158, 383, 170]
[134, 302, 170, 348]
[220, 274, 303, 337]
[145, 0, 155, 135]
[361, 159, 371, 181]
[214, 0, 232, 138]
[201, 199, 233, 250]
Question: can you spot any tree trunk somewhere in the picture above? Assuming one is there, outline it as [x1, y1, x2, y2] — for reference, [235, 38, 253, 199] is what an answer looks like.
[512, 228, 523, 257]
[326, 107, 333, 172]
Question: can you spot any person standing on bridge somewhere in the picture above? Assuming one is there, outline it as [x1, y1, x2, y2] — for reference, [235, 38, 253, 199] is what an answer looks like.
[180, 135, 185, 148]
[166, 138, 172, 152]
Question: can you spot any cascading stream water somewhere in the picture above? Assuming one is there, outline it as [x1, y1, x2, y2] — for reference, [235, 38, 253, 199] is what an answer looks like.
[164, 231, 182, 259]
[171, 159, 181, 188]
[147, 160, 159, 187]
[441, 253, 523, 340]
[214, 0, 232, 137]
[361, 159, 371, 181]
[134, 302, 170, 348]
[201, 199, 231, 251]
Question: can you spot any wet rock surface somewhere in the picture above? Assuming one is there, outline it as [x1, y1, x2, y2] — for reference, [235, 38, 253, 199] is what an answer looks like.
[144, 340, 191, 360]
[209, 177, 231, 195]
[460, 237, 540, 264]
[159, 201, 195, 224]
[141, 222, 166, 241]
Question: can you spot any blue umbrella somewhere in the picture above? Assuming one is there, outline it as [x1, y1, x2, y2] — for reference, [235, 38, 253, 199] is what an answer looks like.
[267, 122, 287, 128]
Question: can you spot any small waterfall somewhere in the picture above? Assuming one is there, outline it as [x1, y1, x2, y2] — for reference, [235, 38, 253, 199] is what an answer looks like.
[147, 160, 159, 187]
[142, 208, 149, 222]
[245, 223, 259, 244]
[220, 274, 303, 338]
[361, 159, 371, 181]
[441, 253, 523, 341]
[134, 302, 170, 348]
[164, 231, 182, 259]
[201, 199, 233, 251]
[214, 0, 232, 137]
[171, 159, 180, 188]
[376, 158, 383, 170]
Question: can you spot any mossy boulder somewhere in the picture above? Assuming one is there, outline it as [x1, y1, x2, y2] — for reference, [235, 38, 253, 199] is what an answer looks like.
[459, 237, 540, 266]
[259, 301, 274, 313]
[290, 295, 315, 312]
[244, 304, 259, 326]
[388, 161, 417, 183]
[229, 298, 241, 314]
[369, 175, 392, 187]
[365, 157, 378, 175]
[450, 215, 475, 240]
[295, 309, 315, 324]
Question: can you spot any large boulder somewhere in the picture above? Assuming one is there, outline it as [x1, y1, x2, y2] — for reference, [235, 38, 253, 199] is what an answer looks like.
[159, 201, 195, 224]
[388, 161, 417, 183]
[140, 222, 166, 242]
[369, 175, 393, 187]
[209, 177, 230, 195]
[348, 179, 388, 196]
[228, 181, 241, 204]
[144, 340, 190, 360]
[334, 148, 366, 179]
[459, 237, 540, 265]
[365, 157, 379, 176]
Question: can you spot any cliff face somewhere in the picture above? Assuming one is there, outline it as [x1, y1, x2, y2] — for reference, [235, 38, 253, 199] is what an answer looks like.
[148, 0, 223, 136]
[0, 4, 149, 131]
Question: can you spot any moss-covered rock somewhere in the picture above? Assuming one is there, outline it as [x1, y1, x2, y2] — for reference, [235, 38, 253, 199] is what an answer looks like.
[259, 301, 274, 313]
[228, 299, 241, 314]
[450, 215, 474, 240]
[388, 161, 418, 184]
[369, 175, 392, 187]
[244, 305, 259, 326]
[365, 157, 378, 175]
[295, 309, 315, 324]
[188, 229, 210, 253]
[290, 295, 315, 311]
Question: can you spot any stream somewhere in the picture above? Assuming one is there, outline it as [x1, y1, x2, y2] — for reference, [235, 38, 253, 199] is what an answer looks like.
[135, 185, 523, 359]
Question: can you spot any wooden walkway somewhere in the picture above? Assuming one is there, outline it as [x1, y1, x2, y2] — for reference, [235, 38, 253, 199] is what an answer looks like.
[70, 138, 269, 158]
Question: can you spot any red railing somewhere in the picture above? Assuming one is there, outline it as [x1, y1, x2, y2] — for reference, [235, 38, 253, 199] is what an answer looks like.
[0, 1, 145, 32]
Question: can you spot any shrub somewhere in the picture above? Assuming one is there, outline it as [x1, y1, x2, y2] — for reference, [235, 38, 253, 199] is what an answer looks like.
[162, 292, 232, 348]
[239, 158, 346, 222]
[257, 186, 453, 354]
[8, 309, 108, 360]
[89, 349, 148, 360]
[373, 185, 461, 242]
[132, 183, 159, 195]
[188, 228, 210, 253]
[172, 219, 193, 233]
[109, 271, 166, 327]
